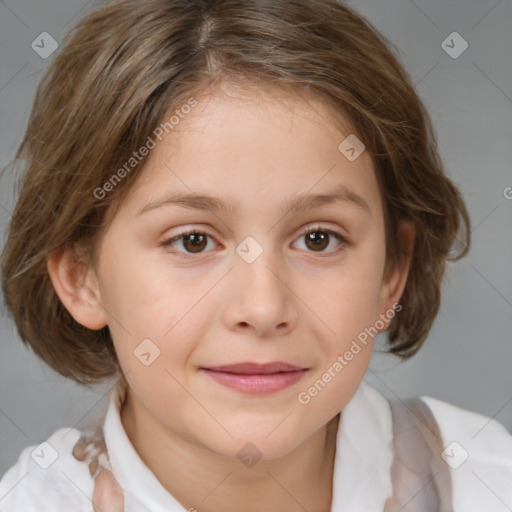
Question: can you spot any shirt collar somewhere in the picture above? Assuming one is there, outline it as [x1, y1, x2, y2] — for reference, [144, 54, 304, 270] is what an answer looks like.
[103, 380, 183, 511]
[331, 381, 394, 511]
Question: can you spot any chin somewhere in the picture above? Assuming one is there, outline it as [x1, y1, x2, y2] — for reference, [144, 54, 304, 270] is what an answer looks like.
[217, 421, 311, 462]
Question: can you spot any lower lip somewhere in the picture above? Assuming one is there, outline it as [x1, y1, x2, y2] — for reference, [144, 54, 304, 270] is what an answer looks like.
[201, 369, 307, 394]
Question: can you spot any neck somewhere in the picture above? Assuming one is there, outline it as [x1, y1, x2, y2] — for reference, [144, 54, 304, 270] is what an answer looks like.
[121, 390, 340, 512]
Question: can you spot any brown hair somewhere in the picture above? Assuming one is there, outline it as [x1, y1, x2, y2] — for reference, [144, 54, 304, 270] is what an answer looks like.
[1, 0, 470, 385]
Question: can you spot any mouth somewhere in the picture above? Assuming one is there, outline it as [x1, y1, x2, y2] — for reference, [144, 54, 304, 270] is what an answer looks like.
[200, 362, 308, 395]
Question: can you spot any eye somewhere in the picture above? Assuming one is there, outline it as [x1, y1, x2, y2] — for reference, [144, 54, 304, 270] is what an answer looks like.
[161, 225, 349, 258]
[293, 225, 348, 254]
[161, 229, 218, 256]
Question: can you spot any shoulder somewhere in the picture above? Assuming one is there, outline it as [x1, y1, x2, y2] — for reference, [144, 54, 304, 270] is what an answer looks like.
[0, 427, 94, 511]
[420, 395, 512, 511]
[421, 394, 512, 460]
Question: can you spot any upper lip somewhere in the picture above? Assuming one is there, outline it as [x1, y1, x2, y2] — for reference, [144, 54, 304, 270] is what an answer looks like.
[202, 362, 306, 375]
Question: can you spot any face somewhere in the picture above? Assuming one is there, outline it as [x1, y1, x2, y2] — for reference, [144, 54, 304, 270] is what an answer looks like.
[83, 85, 407, 460]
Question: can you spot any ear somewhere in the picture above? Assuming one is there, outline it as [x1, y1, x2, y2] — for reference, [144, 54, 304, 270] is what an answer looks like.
[377, 219, 415, 330]
[47, 246, 108, 330]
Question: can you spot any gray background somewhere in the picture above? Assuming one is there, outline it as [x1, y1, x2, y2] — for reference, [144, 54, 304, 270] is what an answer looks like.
[0, 0, 511, 475]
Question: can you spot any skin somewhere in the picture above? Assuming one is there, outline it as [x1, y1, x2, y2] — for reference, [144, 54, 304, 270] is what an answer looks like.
[48, 83, 413, 512]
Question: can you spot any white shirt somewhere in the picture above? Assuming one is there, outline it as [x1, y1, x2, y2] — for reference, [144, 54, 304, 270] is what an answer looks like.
[1, 381, 511, 511]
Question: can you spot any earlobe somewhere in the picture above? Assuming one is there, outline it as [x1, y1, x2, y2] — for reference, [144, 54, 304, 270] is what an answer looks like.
[47, 247, 108, 330]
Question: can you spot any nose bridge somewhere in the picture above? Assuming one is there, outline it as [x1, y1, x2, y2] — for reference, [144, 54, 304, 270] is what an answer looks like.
[236, 234, 285, 300]
[223, 234, 297, 336]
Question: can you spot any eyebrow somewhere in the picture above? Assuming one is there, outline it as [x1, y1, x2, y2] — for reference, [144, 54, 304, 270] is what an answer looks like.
[137, 184, 371, 217]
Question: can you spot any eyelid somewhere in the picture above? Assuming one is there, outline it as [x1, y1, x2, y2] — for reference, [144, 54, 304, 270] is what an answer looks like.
[295, 223, 348, 241]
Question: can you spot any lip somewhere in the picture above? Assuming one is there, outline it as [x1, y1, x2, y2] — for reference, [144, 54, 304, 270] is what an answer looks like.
[201, 362, 308, 394]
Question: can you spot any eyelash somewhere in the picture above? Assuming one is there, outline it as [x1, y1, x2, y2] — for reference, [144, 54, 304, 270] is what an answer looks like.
[161, 225, 350, 259]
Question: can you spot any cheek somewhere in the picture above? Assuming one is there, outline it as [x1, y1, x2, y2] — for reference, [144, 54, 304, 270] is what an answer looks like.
[99, 241, 172, 331]
[98, 251, 219, 377]
[297, 271, 380, 419]
[301, 236, 386, 413]
[319, 241, 386, 339]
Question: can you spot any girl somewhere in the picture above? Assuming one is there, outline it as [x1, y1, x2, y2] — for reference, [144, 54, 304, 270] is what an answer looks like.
[1, 0, 511, 510]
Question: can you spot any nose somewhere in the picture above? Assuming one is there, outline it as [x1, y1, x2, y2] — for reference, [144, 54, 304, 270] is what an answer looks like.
[221, 247, 299, 339]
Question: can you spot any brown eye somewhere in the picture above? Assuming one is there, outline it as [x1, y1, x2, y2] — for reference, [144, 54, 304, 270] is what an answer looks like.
[293, 227, 347, 254]
[162, 230, 216, 255]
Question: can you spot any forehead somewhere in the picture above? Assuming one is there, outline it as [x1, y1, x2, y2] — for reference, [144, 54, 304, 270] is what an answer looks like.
[122, 83, 381, 219]
[168, 82, 364, 152]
